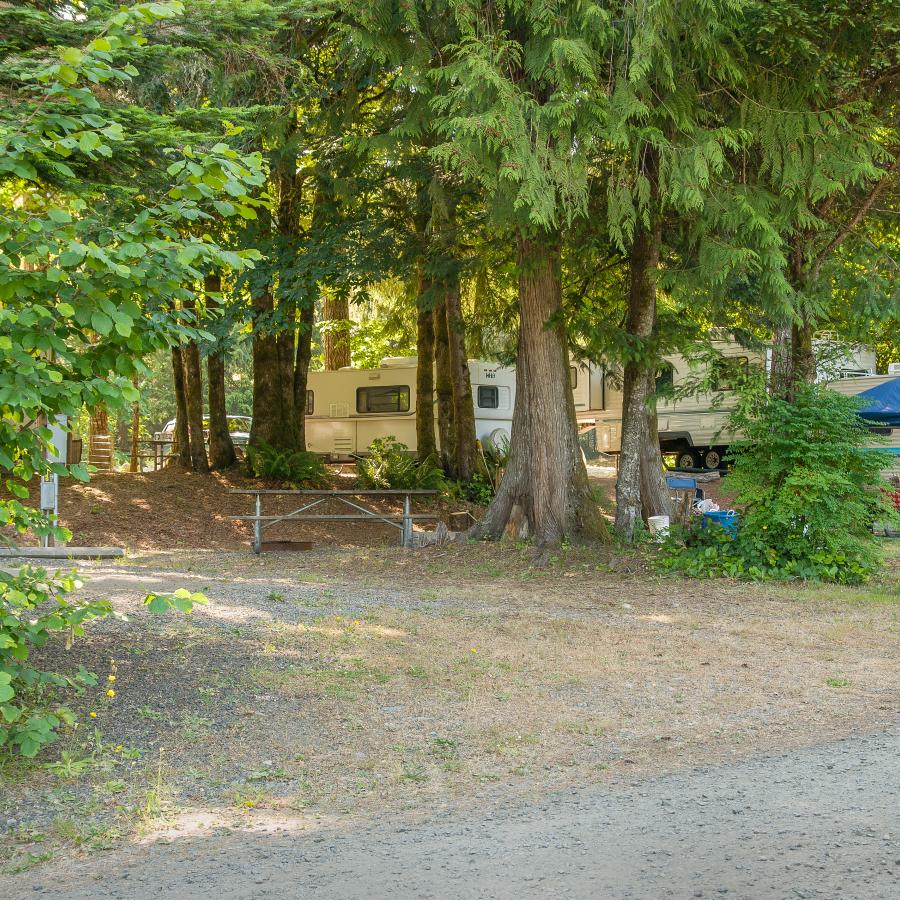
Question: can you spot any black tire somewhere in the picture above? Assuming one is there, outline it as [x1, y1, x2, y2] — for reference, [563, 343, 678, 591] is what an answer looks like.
[703, 448, 722, 470]
[676, 450, 697, 470]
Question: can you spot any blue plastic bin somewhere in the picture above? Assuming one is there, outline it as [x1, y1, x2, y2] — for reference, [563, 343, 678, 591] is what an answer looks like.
[701, 510, 739, 537]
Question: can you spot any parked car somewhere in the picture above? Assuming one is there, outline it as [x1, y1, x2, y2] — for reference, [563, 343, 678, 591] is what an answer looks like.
[154, 415, 251, 458]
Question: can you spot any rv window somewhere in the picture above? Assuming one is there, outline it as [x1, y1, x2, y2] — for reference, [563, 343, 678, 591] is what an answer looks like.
[655, 364, 675, 393]
[712, 356, 748, 392]
[306, 390, 314, 415]
[570, 366, 578, 389]
[356, 385, 411, 414]
[477, 386, 499, 409]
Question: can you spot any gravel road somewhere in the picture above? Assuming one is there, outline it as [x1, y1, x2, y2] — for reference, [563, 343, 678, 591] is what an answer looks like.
[18, 729, 898, 899]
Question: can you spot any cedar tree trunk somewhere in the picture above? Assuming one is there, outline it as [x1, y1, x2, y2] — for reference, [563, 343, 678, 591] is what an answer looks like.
[323, 293, 351, 370]
[249, 289, 301, 451]
[415, 276, 438, 463]
[205, 274, 236, 470]
[182, 337, 209, 474]
[615, 198, 671, 538]
[433, 291, 456, 474]
[294, 298, 315, 450]
[445, 271, 477, 481]
[170, 347, 191, 471]
[470, 233, 605, 548]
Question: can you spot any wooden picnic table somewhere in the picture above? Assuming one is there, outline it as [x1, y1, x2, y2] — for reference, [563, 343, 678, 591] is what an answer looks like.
[229, 488, 441, 553]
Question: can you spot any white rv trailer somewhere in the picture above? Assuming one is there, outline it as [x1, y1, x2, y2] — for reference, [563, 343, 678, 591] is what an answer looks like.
[579, 339, 766, 469]
[305, 357, 516, 458]
[579, 340, 899, 470]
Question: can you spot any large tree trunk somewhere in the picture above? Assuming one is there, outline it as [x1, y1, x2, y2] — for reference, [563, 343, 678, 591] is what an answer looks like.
[205, 274, 236, 471]
[129, 374, 140, 473]
[769, 323, 793, 397]
[445, 271, 477, 481]
[323, 292, 351, 370]
[170, 347, 191, 472]
[470, 233, 605, 548]
[88, 405, 112, 472]
[207, 352, 235, 470]
[415, 274, 437, 463]
[249, 289, 300, 451]
[250, 123, 305, 453]
[294, 298, 315, 451]
[433, 292, 456, 474]
[615, 188, 671, 538]
[791, 319, 816, 386]
[182, 335, 209, 474]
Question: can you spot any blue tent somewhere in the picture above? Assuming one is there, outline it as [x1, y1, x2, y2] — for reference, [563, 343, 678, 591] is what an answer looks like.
[855, 377, 900, 426]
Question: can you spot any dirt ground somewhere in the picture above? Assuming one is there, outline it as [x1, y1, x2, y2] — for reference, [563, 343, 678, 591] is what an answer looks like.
[1, 464, 736, 552]
[1, 467, 489, 551]
[1, 537, 897, 881]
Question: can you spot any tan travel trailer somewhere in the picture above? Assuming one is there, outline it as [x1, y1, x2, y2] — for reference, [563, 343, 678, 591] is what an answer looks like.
[305, 357, 516, 458]
[578, 340, 765, 469]
[582, 341, 896, 470]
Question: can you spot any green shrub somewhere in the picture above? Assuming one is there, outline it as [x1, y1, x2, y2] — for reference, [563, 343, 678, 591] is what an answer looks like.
[246, 442, 329, 488]
[356, 437, 445, 490]
[455, 472, 495, 506]
[660, 384, 894, 584]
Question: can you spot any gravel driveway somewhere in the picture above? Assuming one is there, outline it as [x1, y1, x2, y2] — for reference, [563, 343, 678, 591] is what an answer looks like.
[18, 729, 898, 899]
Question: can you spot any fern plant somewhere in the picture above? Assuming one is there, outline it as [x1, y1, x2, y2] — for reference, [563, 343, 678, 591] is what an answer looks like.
[356, 437, 445, 491]
[246, 443, 329, 488]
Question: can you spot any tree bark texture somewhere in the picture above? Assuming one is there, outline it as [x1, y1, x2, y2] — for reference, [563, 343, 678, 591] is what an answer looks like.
[293, 298, 315, 451]
[129, 375, 140, 473]
[205, 274, 236, 470]
[181, 336, 209, 474]
[323, 292, 351, 370]
[470, 233, 605, 548]
[207, 352, 235, 469]
[249, 139, 305, 453]
[249, 289, 301, 451]
[170, 347, 191, 472]
[445, 271, 477, 481]
[615, 190, 671, 538]
[433, 292, 456, 474]
[415, 275, 438, 463]
[88, 405, 112, 471]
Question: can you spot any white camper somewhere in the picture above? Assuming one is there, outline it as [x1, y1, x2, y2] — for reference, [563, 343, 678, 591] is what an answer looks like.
[576, 340, 765, 469]
[305, 357, 516, 458]
[581, 340, 896, 469]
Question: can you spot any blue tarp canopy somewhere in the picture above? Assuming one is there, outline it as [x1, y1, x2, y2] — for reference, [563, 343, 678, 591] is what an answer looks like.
[856, 377, 900, 426]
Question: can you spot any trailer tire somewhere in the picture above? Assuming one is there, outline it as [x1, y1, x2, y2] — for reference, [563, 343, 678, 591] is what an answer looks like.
[703, 448, 722, 470]
[676, 450, 698, 470]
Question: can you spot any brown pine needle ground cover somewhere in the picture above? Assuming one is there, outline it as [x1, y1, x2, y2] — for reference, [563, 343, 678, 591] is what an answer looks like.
[1, 540, 898, 878]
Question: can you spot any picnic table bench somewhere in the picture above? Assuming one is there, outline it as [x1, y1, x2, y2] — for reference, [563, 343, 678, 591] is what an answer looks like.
[230, 489, 441, 553]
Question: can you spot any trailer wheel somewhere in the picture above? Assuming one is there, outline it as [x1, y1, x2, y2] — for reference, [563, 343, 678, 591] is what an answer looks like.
[676, 450, 697, 470]
[703, 448, 722, 470]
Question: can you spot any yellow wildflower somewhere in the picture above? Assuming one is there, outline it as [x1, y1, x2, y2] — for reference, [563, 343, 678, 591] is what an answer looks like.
[106, 689, 116, 698]
[107, 674, 116, 682]
[89, 711, 97, 718]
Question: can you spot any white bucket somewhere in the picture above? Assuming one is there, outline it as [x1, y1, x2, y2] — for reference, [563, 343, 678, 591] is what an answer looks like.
[648, 515, 670, 541]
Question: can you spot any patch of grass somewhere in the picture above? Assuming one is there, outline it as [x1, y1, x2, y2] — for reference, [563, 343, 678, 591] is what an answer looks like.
[302, 659, 393, 700]
[266, 590, 285, 603]
[399, 760, 429, 783]
[232, 787, 269, 809]
[558, 719, 608, 737]
[4, 850, 55, 875]
[825, 677, 851, 689]
[481, 728, 537, 757]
